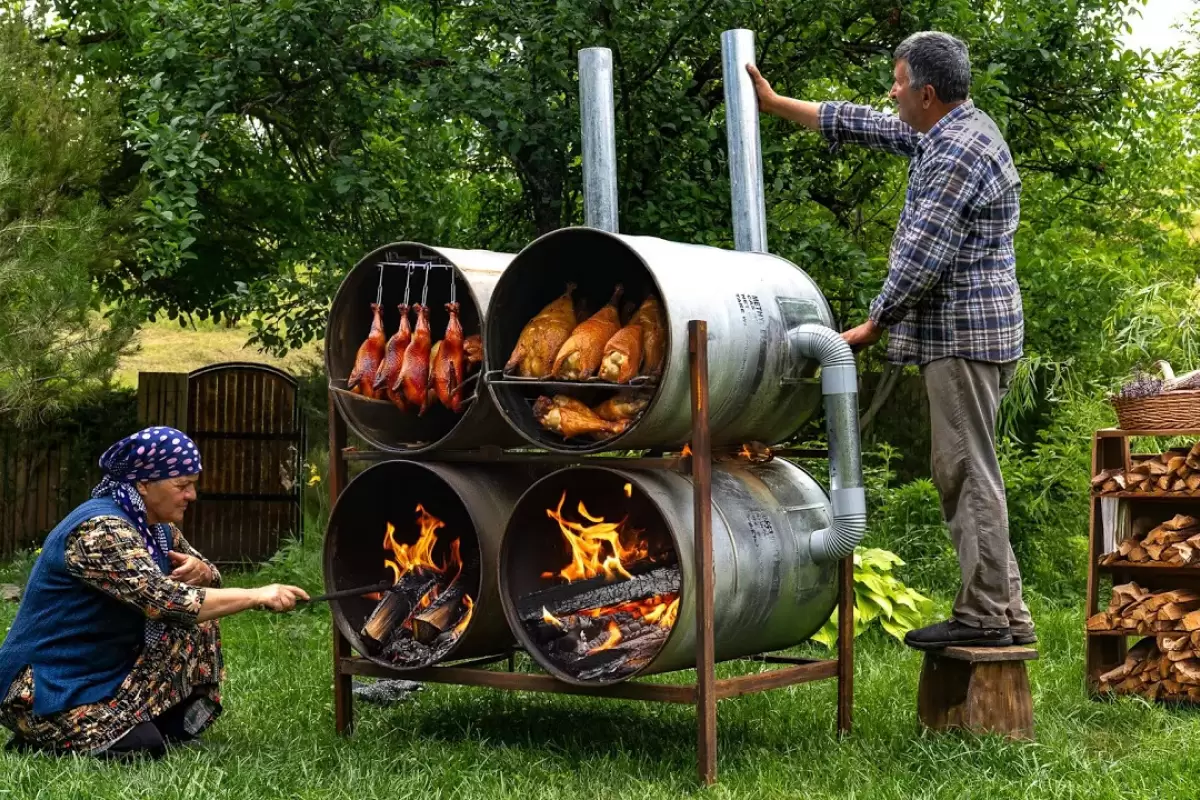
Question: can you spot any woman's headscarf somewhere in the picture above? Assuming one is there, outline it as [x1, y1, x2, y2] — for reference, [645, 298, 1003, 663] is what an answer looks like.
[91, 426, 203, 569]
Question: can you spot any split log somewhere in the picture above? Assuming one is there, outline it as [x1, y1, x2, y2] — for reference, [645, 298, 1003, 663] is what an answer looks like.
[1181, 608, 1200, 631]
[359, 570, 439, 653]
[517, 565, 681, 622]
[411, 577, 467, 645]
[1163, 514, 1199, 531]
[1087, 612, 1114, 631]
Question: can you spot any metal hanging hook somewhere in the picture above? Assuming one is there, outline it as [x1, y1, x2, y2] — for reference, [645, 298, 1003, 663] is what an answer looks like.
[448, 265, 456, 305]
[402, 264, 414, 308]
[420, 261, 431, 308]
[375, 264, 384, 306]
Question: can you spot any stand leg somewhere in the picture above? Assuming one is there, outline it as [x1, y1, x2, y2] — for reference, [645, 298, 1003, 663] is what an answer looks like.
[837, 554, 854, 736]
[328, 389, 353, 734]
[690, 321, 717, 786]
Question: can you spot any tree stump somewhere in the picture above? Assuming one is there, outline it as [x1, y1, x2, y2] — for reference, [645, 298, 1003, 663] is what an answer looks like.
[917, 645, 1037, 740]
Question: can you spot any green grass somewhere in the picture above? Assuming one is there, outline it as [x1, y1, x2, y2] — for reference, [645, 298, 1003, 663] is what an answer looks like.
[1, 541, 1197, 799]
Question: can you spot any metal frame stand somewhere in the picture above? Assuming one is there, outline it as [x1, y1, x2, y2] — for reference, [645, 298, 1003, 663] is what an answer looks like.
[327, 320, 854, 785]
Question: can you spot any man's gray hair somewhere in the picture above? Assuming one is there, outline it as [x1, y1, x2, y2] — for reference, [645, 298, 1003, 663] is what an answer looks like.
[894, 32, 971, 103]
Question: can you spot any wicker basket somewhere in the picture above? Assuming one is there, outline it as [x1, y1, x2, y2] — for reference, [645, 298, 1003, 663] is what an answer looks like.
[1111, 389, 1200, 431]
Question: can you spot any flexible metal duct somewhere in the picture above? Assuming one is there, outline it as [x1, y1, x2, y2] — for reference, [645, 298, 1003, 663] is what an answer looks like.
[324, 460, 540, 668]
[325, 242, 522, 453]
[483, 228, 833, 453]
[499, 461, 838, 685]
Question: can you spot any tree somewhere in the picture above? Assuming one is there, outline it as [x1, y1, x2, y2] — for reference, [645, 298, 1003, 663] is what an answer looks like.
[0, 15, 138, 425]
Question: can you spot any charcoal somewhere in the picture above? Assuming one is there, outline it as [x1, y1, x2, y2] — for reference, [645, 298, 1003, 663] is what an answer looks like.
[518, 565, 680, 622]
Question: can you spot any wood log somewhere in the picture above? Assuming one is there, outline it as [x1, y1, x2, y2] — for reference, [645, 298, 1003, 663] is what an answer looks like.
[1174, 659, 1200, 683]
[411, 576, 467, 645]
[1161, 633, 1191, 651]
[518, 565, 681, 622]
[1127, 472, 1150, 488]
[1160, 600, 1200, 621]
[1118, 539, 1136, 557]
[1129, 544, 1150, 562]
[1145, 543, 1171, 561]
[359, 570, 439, 652]
[1172, 479, 1188, 492]
[1167, 648, 1196, 662]
[1187, 474, 1200, 492]
[1087, 612, 1114, 631]
[1182, 609, 1200, 632]
[1091, 469, 1116, 488]
[1157, 475, 1173, 492]
[1167, 456, 1188, 475]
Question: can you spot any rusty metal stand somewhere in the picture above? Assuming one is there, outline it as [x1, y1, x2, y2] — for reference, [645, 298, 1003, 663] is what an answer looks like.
[325, 319, 854, 783]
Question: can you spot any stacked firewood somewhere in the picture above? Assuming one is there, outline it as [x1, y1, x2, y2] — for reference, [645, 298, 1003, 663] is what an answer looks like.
[1100, 514, 1200, 567]
[1087, 582, 1200, 633]
[1092, 441, 1200, 495]
[1097, 635, 1200, 702]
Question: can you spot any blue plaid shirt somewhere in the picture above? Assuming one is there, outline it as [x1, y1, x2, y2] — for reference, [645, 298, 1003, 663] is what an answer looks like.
[818, 100, 1024, 365]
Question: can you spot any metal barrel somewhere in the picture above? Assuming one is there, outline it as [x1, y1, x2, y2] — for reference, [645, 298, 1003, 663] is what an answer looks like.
[499, 460, 839, 685]
[325, 241, 523, 453]
[324, 460, 542, 669]
[483, 227, 835, 453]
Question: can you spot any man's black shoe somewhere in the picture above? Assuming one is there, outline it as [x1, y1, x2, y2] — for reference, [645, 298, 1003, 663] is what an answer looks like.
[904, 619, 1013, 651]
[1011, 631, 1038, 646]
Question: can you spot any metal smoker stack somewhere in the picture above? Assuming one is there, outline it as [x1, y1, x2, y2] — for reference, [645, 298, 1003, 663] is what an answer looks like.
[322, 32, 863, 786]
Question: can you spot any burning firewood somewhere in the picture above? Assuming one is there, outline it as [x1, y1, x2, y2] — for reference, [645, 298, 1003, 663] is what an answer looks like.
[518, 565, 681, 623]
[360, 569, 439, 653]
[411, 573, 468, 645]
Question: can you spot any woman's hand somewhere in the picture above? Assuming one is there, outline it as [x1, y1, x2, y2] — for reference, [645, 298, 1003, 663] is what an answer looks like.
[254, 584, 310, 612]
[168, 551, 214, 587]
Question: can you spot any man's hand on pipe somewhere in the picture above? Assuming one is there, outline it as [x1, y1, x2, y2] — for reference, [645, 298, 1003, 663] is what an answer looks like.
[841, 320, 884, 352]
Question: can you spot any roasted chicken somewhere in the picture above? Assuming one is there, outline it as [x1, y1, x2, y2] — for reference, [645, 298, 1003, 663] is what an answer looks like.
[347, 303, 387, 399]
[630, 295, 666, 376]
[372, 304, 412, 410]
[599, 323, 643, 383]
[533, 395, 630, 440]
[552, 285, 624, 380]
[464, 334, 483, 367]
[433, 302, 467, 413]
[505, 284, 577, 378]
[592, 393, 648, 423]
[397, 304, 433, 414]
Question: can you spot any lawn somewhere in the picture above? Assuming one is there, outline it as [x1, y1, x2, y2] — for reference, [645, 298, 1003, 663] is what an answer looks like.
[0, 542, 1195, 800]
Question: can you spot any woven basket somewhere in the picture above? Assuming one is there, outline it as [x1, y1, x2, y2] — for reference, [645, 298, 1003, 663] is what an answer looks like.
[1111, 389, 1200, 431]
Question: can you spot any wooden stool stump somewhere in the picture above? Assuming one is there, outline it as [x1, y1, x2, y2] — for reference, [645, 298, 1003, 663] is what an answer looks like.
[917, 645, 1037, 741]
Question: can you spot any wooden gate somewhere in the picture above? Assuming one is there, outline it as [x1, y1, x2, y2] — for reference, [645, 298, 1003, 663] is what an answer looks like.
[183, 363, 305, 563]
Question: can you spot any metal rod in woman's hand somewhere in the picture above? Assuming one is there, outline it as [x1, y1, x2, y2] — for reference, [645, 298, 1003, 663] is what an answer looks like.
[301, 580, 395, 604]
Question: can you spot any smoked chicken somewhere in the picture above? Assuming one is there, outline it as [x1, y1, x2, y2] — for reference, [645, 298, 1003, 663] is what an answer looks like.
[599, 323, 643, 384]
[348, 303, 387, 399]
[505, 284, 578, 378]
[533, 395, 630, 440]
[630, 295, 666, 376]
[373, 304, 412, 411]
[552, 285, 624, 380]
[433, 302, 467, 413]
[592, 393, 648, 423]
[464, 334, 483, 367]
[396, 304, 433, 415]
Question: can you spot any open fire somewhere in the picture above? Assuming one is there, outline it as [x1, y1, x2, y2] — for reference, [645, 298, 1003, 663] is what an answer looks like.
[519, 483, 680, 682]
[359, 504, 476, 666]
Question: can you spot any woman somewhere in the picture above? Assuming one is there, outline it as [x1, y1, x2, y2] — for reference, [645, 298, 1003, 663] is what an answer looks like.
[0, 426, 309, 758]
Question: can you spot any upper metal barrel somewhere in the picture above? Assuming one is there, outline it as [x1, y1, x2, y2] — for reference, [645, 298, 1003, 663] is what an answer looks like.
[721, 29, 768, 253]
[483, 227, 835, 453]
[324, 460, 542, 668]
[498, 460, 839, 685]
[579, 47, 619, 233]
[325, 242, 522, 453]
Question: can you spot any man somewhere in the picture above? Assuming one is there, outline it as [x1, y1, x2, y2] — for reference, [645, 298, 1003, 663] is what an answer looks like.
[749, 31, 1034, 649]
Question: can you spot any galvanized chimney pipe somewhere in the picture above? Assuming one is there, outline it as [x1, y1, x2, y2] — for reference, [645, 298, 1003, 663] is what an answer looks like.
[720, 29, 768, 253]
[579, 47, 619, 233]
[721, 28, 866, 562]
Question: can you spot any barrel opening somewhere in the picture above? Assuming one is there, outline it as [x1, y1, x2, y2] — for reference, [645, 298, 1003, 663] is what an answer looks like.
[501, 468, 682, 685]
[326, 461, 483, 669]
[485, 228, 667, 452]
[326, 242, 485, 452]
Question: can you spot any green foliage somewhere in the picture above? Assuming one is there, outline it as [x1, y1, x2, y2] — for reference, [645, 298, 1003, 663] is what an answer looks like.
[0, 16, 138, 424]
[813, 546, 933, 647]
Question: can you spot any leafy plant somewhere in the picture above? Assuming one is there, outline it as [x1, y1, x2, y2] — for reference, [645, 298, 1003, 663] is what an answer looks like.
[812, 547, 933, 647]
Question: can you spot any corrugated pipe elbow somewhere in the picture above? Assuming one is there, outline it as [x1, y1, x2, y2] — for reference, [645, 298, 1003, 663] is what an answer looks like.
[788, 324, 867, 563]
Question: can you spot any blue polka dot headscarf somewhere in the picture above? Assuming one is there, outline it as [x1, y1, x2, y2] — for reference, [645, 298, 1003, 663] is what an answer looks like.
[91, 426, 203, 566]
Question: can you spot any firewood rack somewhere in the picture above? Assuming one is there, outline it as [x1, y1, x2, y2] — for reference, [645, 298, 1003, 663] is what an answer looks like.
[325, 321, 854, 785]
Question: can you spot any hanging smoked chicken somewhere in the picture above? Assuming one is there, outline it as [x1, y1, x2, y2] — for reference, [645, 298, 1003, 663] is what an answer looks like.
[552, 285, 623, 380]
[433, 302, 467, 413]
[347, 303, 387, 399]
[397, 304, 433, 415]
[630, 295, 666, 376]
[505, 284, 577, 378]
[372, 304, 412, 411]
[533, 395, 630, 440]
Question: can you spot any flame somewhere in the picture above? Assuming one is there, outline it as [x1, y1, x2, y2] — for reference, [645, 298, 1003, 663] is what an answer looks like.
[450, 595, 475, 638]
[543, 607, 565, 628]
[681, 444, 692, 457]
[589, 620, 623, 654]
[544, 491, 649, 582]
[580, 593, 679, 627]
[383, 505, 460, 583]
[739, 444, 753, 459]
[363, 592, 382, 601]
[624, 482, 632, 498]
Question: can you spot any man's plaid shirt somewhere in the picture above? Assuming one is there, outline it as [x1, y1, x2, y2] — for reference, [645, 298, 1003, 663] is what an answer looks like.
[818, 100, 1024, 366]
